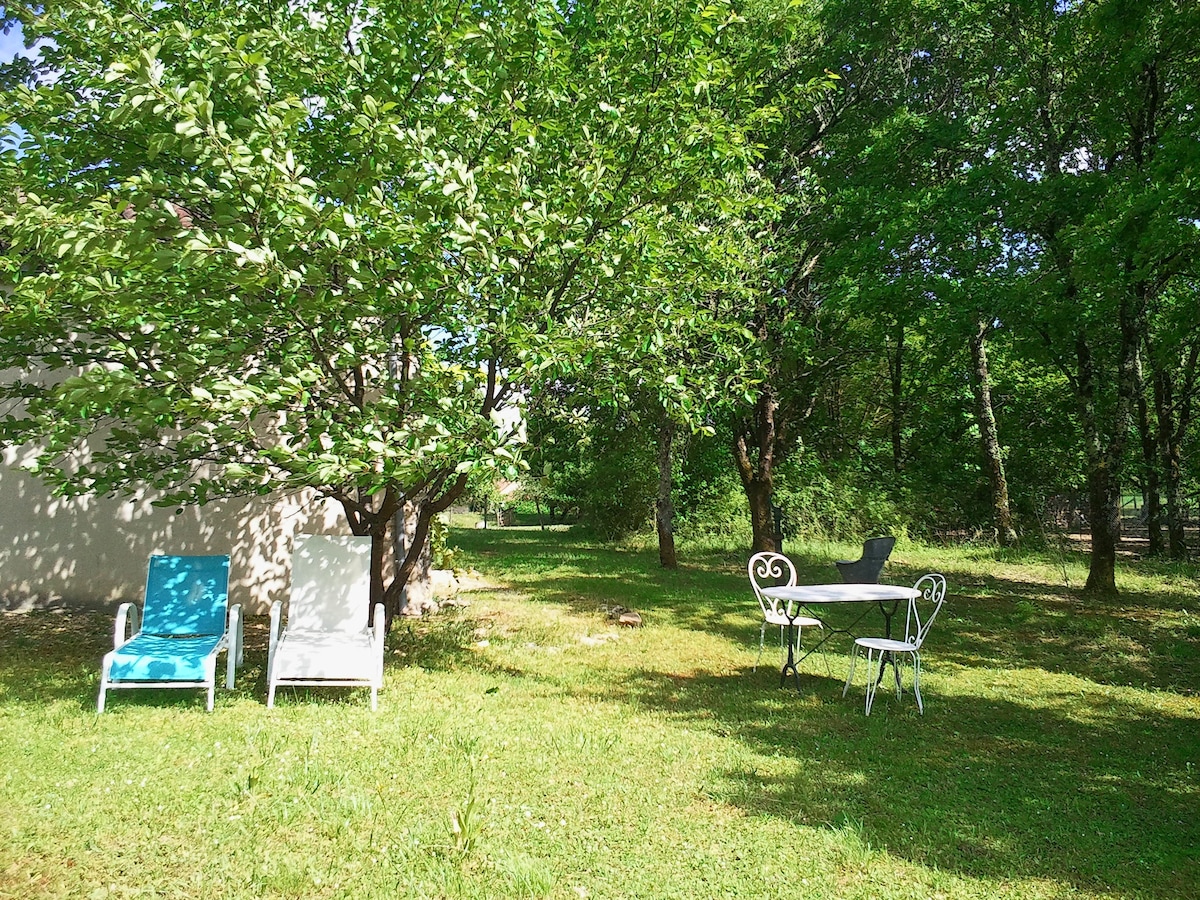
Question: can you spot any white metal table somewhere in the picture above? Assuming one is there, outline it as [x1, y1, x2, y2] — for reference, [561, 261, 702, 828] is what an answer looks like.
[761, 583, 921, 690]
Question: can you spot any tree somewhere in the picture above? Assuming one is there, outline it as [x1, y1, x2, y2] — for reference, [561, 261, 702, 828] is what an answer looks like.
[991, 0, 1200, 592]
[0, 0, 753, 620]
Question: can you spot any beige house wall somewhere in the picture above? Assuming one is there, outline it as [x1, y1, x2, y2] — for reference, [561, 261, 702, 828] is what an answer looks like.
[0, 447, 346, 615]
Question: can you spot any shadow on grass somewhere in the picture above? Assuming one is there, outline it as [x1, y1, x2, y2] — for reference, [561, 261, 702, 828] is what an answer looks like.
[0, 604, 520, 711]
[440, 528, 1200, 896]
[584, 663, 1198, 899]
[3, 527, 1198, 900]
[452, 527, 1200, 694]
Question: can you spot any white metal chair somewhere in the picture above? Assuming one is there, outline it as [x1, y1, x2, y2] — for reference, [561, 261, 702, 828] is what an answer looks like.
[843, 573, 946, 715]
[747, 552, 826, 674]
[267, 534, 385, 710]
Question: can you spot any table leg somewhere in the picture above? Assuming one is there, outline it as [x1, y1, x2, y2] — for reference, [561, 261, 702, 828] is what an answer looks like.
[874, 600, 903, 694]
[779, 621, 802, 691]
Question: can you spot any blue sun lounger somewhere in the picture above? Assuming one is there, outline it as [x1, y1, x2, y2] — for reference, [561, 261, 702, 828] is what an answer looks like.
[98, 555, 242, 712]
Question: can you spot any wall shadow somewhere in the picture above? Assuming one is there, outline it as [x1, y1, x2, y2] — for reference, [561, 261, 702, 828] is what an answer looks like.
[0, 449, 348, 615]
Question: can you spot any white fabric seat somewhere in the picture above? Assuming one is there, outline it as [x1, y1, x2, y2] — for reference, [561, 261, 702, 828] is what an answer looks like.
[267, 534, 385, 710]
[843, 573, 946, 715]
[270, 632, 379, 681]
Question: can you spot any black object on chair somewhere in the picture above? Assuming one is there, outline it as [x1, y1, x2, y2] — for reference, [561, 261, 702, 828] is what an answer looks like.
[835, 537, 896, 584]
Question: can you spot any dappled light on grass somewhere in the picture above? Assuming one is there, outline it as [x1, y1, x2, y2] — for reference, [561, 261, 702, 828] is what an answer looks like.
[1, 528, 1197, 899]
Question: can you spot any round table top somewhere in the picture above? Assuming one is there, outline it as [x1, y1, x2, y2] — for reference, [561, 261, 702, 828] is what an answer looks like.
[761, 583, 921, 604]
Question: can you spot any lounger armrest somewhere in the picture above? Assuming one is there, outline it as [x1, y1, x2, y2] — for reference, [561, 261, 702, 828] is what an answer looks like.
[224, 604, 243, 689]
[268, 600, 283, 651]
[230, 603, 245, 665]
[372, 603, 386, 647]
[113, 602, 140, 650]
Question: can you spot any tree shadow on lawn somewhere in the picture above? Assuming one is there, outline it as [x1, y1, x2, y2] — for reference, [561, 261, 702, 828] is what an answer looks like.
[455, 528, 1200, 695]
[590, 663, 1199, 899]
[0, 610, 113, 707]
[926, 573, 1200, 695]
[0, 605, 530, 710]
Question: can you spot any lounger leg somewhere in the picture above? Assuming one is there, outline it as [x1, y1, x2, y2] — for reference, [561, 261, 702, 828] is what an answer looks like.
[225, 608, 240, 689]
[267, 682, 276, 709]
[370, 687, 378, 711]
[97, 658, 111, 713]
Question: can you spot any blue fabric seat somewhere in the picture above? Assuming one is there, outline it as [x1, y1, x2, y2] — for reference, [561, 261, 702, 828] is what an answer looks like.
[106, 634, 225, 682]
[98, 555, 242, 712]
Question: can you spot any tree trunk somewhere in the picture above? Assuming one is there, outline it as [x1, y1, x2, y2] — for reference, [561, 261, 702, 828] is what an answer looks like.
[1163, 441, 1186, 558]
[744, 477, 778, 553]
[369, 518, 397, 621]
[377, 472, 469, 627]
[655, 414, 677, 569]
[968, 317, 1018, 546]
[1077, 334, 1122, 598]
[733, 385, 783, 553]
[1079, 282, 1143, 597]
[1135, 346, 1163, 555]
[1082, 448, 1121, 597]
[1150, 342, 1198, 560]
[395, 499, 435, 617]
[334, 485, 403, 622]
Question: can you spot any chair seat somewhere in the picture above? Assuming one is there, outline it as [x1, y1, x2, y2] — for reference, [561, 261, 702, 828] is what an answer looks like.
[107, 634, 224, 682]
[763, 611, 823, 629]
[272, 631, 379, 681]
[853, 636, 917, 653]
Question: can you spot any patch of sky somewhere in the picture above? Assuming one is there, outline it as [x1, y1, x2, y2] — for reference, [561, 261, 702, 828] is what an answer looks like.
[1, 21, 29, 152]
[0, 21, 25, 63]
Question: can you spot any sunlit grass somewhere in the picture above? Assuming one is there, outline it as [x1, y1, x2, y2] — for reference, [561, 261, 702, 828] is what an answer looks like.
[1, 529, 1197, 899]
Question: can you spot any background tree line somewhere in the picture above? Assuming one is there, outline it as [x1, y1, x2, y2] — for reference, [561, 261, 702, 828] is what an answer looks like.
[3, 0, 1197, 612]
[521, 0, 1200, 598]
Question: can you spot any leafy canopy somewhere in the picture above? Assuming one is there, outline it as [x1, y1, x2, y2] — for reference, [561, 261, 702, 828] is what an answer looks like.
[0, 0, 755, 535]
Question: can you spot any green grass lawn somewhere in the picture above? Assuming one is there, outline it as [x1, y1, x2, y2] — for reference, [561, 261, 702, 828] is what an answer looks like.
[2, 530, 1198, 900]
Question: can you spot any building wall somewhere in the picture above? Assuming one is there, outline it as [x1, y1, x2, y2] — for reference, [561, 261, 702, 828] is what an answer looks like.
[0, 446, 345, 615]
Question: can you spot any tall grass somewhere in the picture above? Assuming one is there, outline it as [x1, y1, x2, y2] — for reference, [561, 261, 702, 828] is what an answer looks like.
[1, 529, 1197, 899]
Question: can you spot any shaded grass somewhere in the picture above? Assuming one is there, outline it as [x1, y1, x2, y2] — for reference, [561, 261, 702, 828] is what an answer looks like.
[1, 528, 1197, 899]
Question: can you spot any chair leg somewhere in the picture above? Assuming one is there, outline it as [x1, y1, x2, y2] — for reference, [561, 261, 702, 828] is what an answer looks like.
[754, 622, 767, 672]
[864, 650, 880, 715]
[370, 687, 379, 711]
[207, 683, 216, 712]
[912, 651, 923, 714]
[225, 643, 236, 690]
[843, 646, 858, 697]
[97, 682, 107, 714]
[267, 682, 277, 709]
